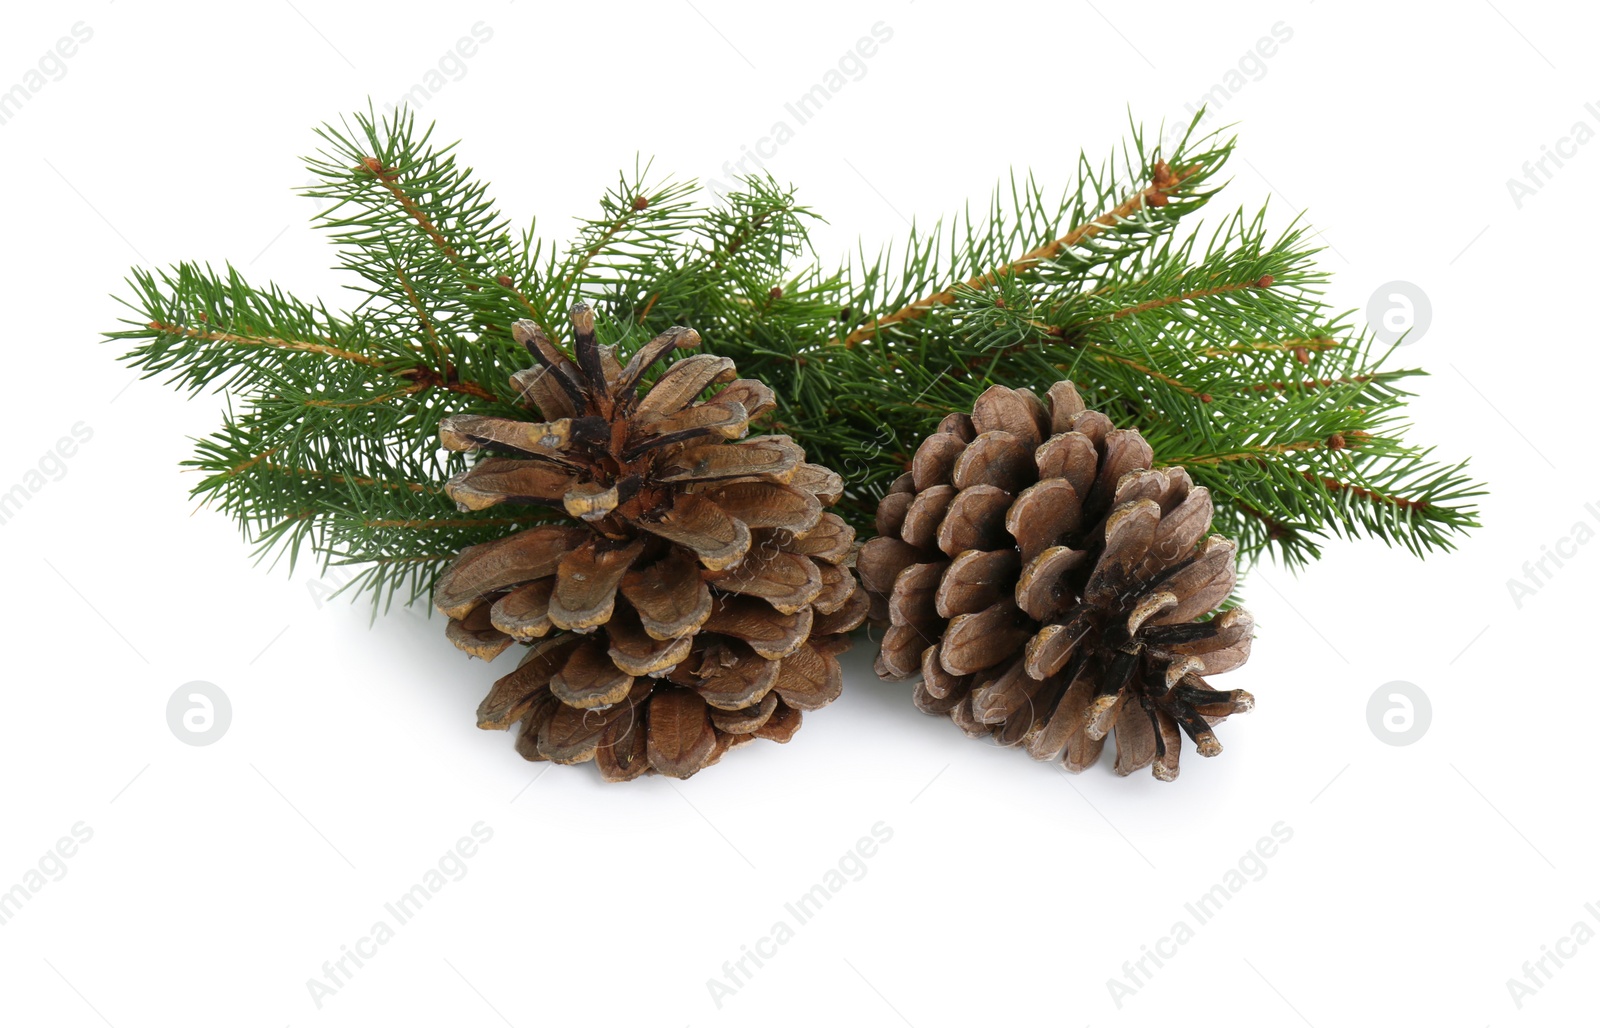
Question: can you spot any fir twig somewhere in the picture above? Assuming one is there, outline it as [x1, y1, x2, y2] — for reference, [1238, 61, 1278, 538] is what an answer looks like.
[105, 106, 1482, 612]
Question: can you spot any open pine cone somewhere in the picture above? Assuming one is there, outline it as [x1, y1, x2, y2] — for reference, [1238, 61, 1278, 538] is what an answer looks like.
[858, 383, 1254, 781]
[432, 304, 866, 780]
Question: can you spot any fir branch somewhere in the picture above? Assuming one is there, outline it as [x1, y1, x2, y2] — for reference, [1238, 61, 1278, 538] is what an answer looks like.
[837, 159, 1204, 346]
[105, 106, 1483, 611]
[146, 320, 385, 367]
[357, 154, 465, 263]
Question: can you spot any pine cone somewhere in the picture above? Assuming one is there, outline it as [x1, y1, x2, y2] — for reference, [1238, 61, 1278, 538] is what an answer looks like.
[858, 382, 1254, 781]
[432, 304, 866, 781]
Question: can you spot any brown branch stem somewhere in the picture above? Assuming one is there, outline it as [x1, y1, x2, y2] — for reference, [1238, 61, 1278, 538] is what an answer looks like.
[1181, 441, 1325, 465]
[303, 384, 427, 408]
[363, 516, 542, 529]
[1306, 474, 1431, 512]
[835, 161, 1199, 348]
[1235, 500, 1298, 542]
[398, 366, 498, 402]
[361, 156, 460, 260]
[562, 204, 645, 293]
[1237, 374, 1379, 394]
[149, 322, 382, 367]
[150, 321, 499, 403]
[230, 451, 436, 494]
[1099, 275, 1275, 322]
[262, 462, 437, 493]
[1197, 336, 1340, 358]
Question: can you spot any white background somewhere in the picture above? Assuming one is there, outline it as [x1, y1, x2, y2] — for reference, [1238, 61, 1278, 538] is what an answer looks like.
[0, 1, 1592, 1025]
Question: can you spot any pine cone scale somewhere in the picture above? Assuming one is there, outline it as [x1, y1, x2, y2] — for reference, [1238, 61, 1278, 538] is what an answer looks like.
[489, 579, 556, 639]
[618, 550, 712, 640]
[434, 525, 584, 619]
[636, 494, 750, 571]
[710, 693, 779, 734]
[694, 648, 781, 710]
[646, 687, 718, 779]
[548, 538, 646, 631]
[477, 636, 576, 730]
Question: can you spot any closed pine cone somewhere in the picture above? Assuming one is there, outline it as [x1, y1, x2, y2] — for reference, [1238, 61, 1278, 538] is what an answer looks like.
[433, 304, 867, 781]
[857, 382, 1254, 781]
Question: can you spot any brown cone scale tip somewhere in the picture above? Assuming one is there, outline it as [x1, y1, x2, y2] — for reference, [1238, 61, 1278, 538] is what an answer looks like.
[859, 383, 1256, 781]
[434, 304, 865, 781]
